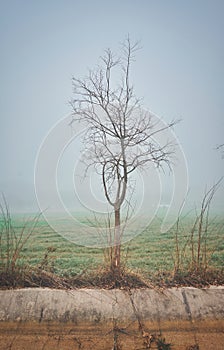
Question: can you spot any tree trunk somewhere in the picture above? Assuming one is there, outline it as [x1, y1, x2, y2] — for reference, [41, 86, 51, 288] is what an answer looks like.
[112, 207, 121, 273]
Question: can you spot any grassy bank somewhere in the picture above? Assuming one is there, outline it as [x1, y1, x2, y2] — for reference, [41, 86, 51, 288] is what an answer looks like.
[0, 211, 223, 288]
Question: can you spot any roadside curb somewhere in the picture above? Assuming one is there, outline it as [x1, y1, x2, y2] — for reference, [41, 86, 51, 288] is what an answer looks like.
[0, 286, 223, 324]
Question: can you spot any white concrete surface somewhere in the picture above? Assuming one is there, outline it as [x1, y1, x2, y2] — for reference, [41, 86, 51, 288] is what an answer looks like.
[0, 286, 223, 323]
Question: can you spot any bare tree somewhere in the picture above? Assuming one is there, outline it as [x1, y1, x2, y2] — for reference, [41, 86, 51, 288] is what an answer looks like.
[70, 38, 177, 273]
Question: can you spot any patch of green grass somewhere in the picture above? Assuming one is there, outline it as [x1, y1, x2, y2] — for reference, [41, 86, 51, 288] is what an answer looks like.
[1, 214, 223, 278]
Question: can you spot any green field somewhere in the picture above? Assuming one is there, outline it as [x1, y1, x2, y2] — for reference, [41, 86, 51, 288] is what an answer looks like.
[1, 212, 223, 279]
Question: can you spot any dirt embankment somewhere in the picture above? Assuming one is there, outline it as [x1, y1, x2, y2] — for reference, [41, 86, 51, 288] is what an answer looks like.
[0, 287, 223, 349]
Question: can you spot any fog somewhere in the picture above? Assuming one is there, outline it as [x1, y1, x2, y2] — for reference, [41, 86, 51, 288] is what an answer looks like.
[1, 0, 223, 217]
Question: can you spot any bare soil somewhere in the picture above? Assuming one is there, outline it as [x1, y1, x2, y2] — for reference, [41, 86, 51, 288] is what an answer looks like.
[0, 320, 223, 350]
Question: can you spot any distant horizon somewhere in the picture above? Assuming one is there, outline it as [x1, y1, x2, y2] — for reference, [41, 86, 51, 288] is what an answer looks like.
[9, 203, 224, 218]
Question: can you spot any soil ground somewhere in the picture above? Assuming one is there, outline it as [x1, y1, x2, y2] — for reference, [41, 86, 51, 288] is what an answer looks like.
[0, 320, 223, 350]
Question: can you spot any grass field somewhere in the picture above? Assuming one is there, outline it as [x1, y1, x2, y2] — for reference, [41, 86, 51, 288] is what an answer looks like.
[1, 212, 223, 281]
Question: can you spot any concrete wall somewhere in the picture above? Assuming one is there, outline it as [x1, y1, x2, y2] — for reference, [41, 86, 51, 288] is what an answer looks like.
[0, 286, 223, 324]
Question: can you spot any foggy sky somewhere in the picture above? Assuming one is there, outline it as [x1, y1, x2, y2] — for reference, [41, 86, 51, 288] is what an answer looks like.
[0, 0, 223, 214]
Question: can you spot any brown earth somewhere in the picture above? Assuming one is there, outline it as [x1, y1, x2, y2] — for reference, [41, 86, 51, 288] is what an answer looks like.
[0, 319, 224, 350]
